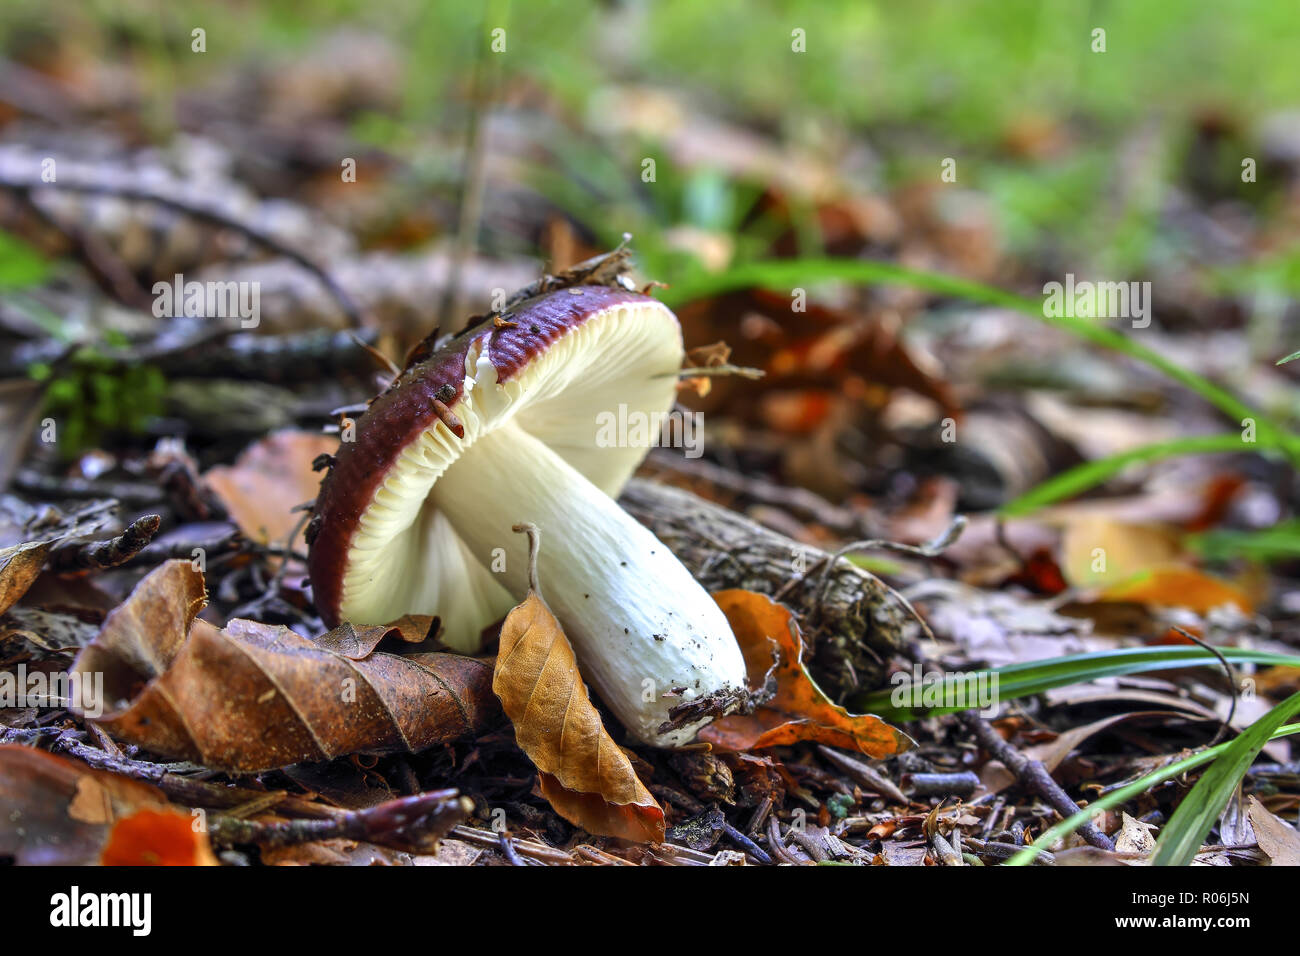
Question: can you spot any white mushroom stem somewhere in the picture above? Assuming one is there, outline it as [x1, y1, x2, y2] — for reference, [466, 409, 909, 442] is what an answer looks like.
[433, 419, 748, 747]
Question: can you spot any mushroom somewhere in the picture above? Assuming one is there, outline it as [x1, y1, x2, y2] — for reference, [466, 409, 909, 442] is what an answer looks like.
[307, 285, 747, 747]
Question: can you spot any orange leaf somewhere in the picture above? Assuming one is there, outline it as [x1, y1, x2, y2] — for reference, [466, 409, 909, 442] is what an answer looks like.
[204, 429, 337, 550]
[699, 590, 913, 758]
[1100, 566, 1252, 615]
[493, 590, 664, 843]
[101, 808, 218, 866]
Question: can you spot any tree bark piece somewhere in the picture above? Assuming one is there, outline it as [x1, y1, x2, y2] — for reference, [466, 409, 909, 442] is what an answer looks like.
[619, 479, 917, 701]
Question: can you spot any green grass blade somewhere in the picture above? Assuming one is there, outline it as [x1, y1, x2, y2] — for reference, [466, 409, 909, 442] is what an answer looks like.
[1000, 433, 1261, 516]
[658, 257, 1299, 459]
[1005, 722, 1300, 866]
[1151, 690, 1300, 866]
[1189, 519, 1300, 563]
[0, 229, 53, 290]
[852, 646, 1300, 721]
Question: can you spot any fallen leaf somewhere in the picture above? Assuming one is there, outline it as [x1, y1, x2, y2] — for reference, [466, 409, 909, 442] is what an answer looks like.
[0, 745, 197, 865]
[1060, 518, 1183, 589]
[493, 563, 664, 844]
[204, 429, 337, 549]
[1246, 796, 1300, 866]
[1023, 710, 1204, 775]
[68, 775, 115, 824]
[1114, 812, 1156, 860]
[0, 540, 52, 616]
[1100, 567, 1252, 615]
[677, 290, 960, 425]
[699, 590, 912, 758]
[71, 560, 501, 772]
[100, 808, 219, 866]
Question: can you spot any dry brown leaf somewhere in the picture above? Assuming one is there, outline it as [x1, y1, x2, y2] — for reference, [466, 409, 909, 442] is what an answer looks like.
[1246, 796, 1300, 866]
[71, 560, 501, 772]
[204, 429, 337, 548]
[0, 540, 52, 616]
[677, 290, 960, 424]
[698, 589, 913, 758]
[493, 561, 664, 844]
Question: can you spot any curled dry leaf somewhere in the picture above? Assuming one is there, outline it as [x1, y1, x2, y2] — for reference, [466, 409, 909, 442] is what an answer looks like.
[493, 529, 665, 843]
[699, 589, 913, 758]
[0, 541, 52, 617]
[71, 560, 500, 772]
[0, 744, 216, 866]
[1245, 795, 1300, 866]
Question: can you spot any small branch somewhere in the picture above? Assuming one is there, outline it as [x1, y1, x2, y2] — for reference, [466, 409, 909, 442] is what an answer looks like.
[512, 522, 543, 598]
[816, 745, 908, 804]
[12, 469, 165, 506]
[959, 712, 1114, 852]
[1170, 624, 1237, 747]
[48, 514, 161, 572]
[209, 790, 472, 852]
[450, 824, 575, 865]
[438, 9, 498, 330]
[0, 175, 366, 328]
[10, 187, 153, 308]
[664, 364, 766, 380]
[0, 726, 338, 819]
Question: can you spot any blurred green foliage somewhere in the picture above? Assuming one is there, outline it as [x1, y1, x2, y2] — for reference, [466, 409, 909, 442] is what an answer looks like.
[2, 1, 1296, 279]
[30, 346, 166, 457]
[0, 229, 52, 289]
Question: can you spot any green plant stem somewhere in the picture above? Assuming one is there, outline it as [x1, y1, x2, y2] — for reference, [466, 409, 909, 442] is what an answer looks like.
[1000, 433, 1263, 516]
[853, 646, 1300, 720]
[1151, 689, 1300, 865]
[1005, 721, 1300, 866]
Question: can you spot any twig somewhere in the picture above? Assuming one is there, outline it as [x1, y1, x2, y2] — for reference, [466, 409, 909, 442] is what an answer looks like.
[438, 7, 498, 330]
[1170, 624, 1238, 746]
[907, 771, 981, 799]
[450, 824, 575, 865]
[766, 817, 810, 865]
[787, 514, 967, 607]
[0, 175, 366, 328]
[13, 469, 164, 506]
[816, 745, 909, 804]
[0, 726, 341, 819]
[498, 831, 527, 866]
[786, 827, 830, 862]
[48, 514, 162, 572]
[959, 712, 1114, 852]
[208, 790, 472, 852]
[722, 822, 773, 865]
[665, 364, 766, 380]
[575, 844, 636, 866]
[9, 186, 153, 308]
[512, 522, 543, 598]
